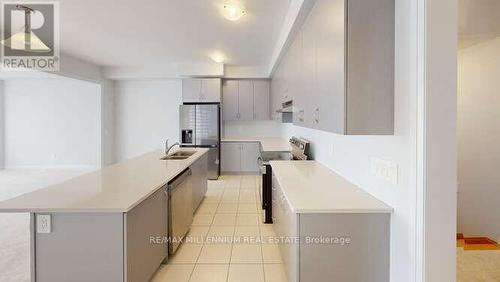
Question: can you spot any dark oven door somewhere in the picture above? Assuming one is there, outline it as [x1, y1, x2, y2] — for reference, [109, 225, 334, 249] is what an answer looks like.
[261, 164, 273, 224]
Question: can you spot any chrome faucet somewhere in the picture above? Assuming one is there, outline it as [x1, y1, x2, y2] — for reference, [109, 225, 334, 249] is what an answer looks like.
[165, 139, 180, 155]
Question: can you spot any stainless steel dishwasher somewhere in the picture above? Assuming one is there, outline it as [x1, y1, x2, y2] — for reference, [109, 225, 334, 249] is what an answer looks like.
[167, 168, 193, 254]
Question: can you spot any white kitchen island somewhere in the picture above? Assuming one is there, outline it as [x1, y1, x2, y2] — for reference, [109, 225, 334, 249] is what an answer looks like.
[0, 149, 209, 282]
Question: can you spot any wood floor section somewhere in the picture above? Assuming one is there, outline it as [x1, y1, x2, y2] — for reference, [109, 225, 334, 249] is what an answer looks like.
[457, 234, 500, 251]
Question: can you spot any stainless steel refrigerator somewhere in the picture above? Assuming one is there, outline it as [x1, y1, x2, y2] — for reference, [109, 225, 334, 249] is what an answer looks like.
[179, 103, 220, 180]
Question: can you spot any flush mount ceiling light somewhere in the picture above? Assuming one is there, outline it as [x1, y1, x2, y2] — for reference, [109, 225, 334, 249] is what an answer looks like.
[210, 52, 226, 63]
[0, 5, 51, 52]
[222, 1, 246, 21]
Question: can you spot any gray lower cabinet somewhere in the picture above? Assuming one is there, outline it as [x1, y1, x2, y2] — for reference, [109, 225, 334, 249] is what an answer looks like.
[221, 142, 261, 174]
[221, 142, 242, 172]
[125, 188, 168, 282]
[191, 153, 208, 213]
[271, 173, 390, 282]
[33, 213, 125, 282]
[33, 188, 167, 282]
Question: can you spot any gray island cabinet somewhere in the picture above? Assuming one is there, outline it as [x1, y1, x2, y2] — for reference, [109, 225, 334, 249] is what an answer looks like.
[270, 161, 392, 282]
[0, 149, 209, 282]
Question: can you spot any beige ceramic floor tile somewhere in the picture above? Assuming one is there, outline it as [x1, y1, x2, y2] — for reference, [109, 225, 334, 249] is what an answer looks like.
[234, 226, 260, 238]
[223, 179, 241, 188]
[262, 244, 282, 263]
[217, 203, 238, 213]
[192, 214, 214, 226]
[206, 226, 235, 244]
[237, 203, 258, 213]
[231, 243, 263, 263]
[207, 180, 225, 189]
[151, 264, 194, 282]
[227, 264, 265, 282]
[258, 213, 266, 225]
[185, 227, 209, 245]
[168, 244, 203, 264]
[197, 244, 233, 264]
[263, 264, 287, 282]
[212, 213, 237, 226]
[238, 195, 257, 204]
[260, 225, 276, 237]
[203, 194, 222, 203]
[241, 176, 257, 187]
[236, 213, 260, 226]
[196, 202, 219, 214]
[239, 189, 256, 197]
[189, 264, 229, 282]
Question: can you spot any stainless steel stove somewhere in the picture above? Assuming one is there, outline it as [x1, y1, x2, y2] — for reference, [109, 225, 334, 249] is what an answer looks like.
[260, 137, 310, 223]
[289, 136, 311, 160]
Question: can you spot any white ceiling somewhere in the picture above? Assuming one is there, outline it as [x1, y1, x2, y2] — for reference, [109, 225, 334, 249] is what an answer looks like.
[459, 0, 500, 48]
[23, 0, 290, 70]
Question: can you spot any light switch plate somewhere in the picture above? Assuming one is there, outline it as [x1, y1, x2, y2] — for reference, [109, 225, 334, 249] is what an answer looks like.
[36, 214, 51, 234]
[371, 158, 399, 185]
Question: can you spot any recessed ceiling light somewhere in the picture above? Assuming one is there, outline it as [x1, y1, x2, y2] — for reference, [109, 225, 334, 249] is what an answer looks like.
[210, 52, 226, 63]
[222, 1, 246, 21]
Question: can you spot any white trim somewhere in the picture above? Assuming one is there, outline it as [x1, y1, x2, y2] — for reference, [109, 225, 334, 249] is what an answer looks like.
[266, 0, 316, 76]
[415, 0, 427, 280]
[415, 0, 458, 281]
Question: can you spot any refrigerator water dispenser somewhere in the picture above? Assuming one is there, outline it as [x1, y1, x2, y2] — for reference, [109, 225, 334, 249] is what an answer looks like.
[182, 129, 193, 144]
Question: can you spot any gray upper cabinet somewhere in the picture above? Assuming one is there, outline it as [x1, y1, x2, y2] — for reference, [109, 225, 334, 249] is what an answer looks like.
[238, 80, 254, 120]
[182, 78, 221, 103]
[253, 81, 270, 120]
[345, 0, 394, 134]
[222, 79, 270, 121]
[272, 0, 394, 135]
[222, 80, 239, 121]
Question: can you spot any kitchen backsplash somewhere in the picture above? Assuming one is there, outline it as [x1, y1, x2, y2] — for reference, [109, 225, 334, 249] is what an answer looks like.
[223, 120, 285, 138]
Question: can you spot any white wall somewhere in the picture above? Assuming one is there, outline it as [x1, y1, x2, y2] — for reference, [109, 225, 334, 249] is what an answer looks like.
[100, 80, 116, 166]
[0, 81, 4, 169]
[276, 0, 421, 281]
[422, 0, 457, 280]
[3, 78, 101, 169]
[114, 80, 181, 162]
[223, 120, 285, 138]
[458, 36, 500, 242]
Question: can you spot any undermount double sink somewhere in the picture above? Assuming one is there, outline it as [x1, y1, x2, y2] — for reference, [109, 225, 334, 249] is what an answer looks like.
[160, 150, 196, 160]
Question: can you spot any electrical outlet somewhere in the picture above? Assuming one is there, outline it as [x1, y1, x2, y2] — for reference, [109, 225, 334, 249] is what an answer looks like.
[371, 158, 398, 185]
[36, 214, 51, 234]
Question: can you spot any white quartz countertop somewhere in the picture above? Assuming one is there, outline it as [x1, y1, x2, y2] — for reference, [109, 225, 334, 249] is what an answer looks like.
[269, 161, 393, 214]
[0, 149, 209, 213]
[222, 137, 291, 152]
